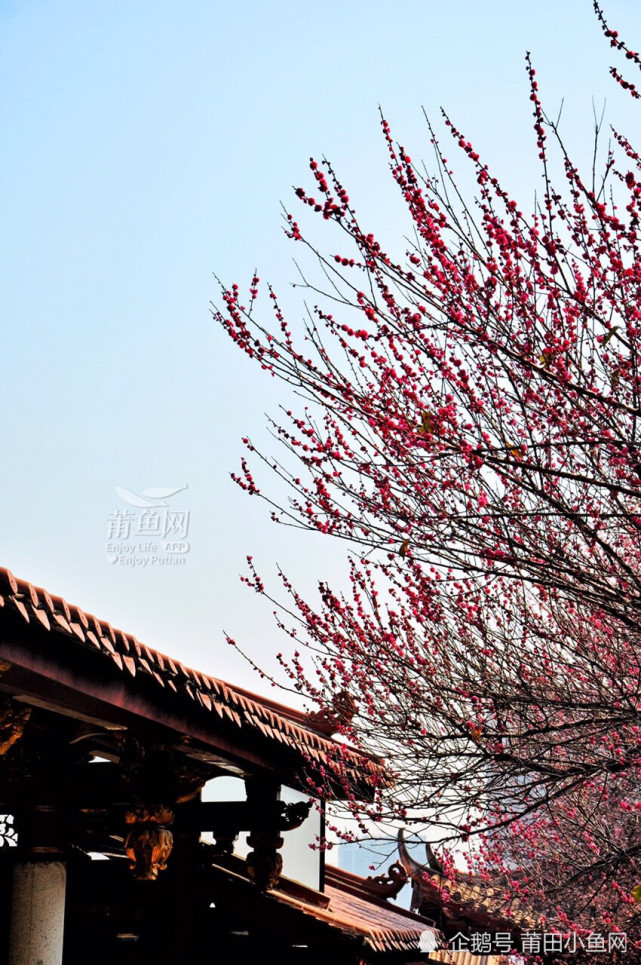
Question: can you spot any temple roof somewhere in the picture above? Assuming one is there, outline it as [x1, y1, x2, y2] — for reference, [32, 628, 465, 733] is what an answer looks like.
[205, 857, 513, 962]
[397, 832, 536, 936]
[0, 566, 386, 798]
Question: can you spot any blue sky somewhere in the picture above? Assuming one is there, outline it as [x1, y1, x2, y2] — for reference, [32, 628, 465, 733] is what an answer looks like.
[3, 0, 641, 694]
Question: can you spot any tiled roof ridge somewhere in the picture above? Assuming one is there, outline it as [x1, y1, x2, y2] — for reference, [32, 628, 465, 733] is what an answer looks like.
[0, 566, 384, 782]
[413, 865, 536, 929]
[362, 925, 426, 954]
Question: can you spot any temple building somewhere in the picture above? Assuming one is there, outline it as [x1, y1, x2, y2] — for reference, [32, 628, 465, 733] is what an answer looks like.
[0, 566, 451, 965]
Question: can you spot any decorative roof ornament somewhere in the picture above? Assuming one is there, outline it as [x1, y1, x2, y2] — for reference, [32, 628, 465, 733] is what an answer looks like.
[363, 862, 408, 899]
[305, 689, 358, 736]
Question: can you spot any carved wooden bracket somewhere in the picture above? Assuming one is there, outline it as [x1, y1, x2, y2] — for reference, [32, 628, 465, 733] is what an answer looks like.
[119, 734, 210, 804]
[0, 696, 30, 756]
[124, 806, 174, 881]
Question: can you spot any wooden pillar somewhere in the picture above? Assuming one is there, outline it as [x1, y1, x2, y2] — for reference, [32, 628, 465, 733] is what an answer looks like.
[245, 776, 284, 891]
[167, 803, 202, 965]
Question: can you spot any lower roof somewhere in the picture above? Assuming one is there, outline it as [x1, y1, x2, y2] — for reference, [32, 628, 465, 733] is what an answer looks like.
[208, 854, 440, 957]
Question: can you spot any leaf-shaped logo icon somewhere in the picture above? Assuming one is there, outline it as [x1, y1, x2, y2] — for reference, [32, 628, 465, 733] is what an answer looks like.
[419, 931, 438, 953]
[141, 485, 188, 499]
[115, 486, 159, 508]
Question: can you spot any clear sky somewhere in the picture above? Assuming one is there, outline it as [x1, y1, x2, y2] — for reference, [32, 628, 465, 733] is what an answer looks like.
[3, 0, 641, 696]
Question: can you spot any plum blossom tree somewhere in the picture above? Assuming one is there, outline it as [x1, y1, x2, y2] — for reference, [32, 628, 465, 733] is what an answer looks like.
[215, 1, 641, 948]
